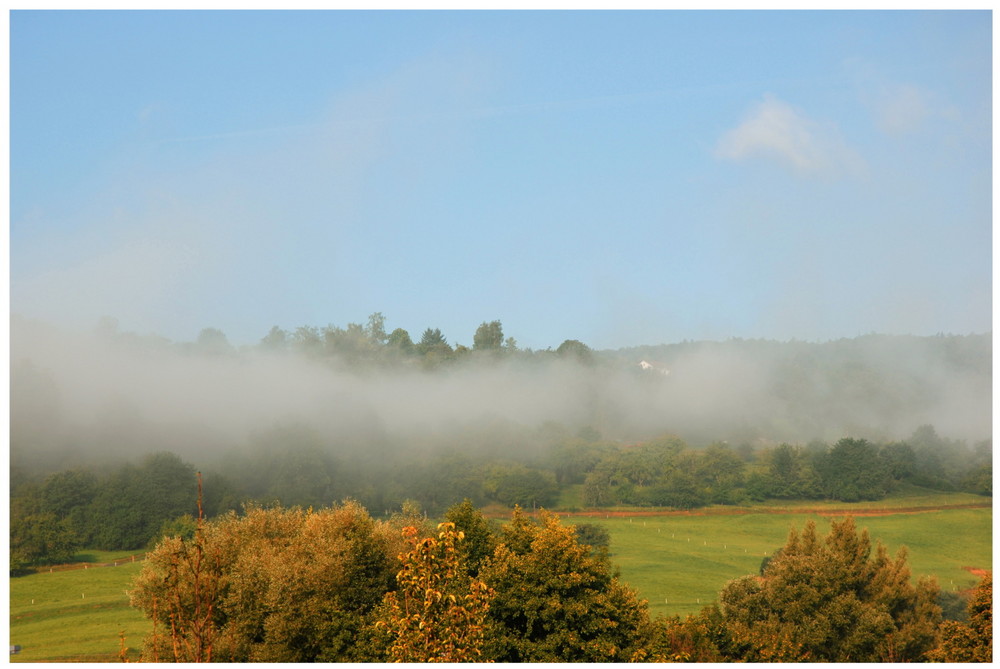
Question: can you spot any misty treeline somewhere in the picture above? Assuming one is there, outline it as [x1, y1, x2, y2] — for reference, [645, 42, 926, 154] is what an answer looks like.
[123, 498, 989, 662]
[9, 314, 991, 566]
[580, 428, 991, 509]
[8, 424, 989, 570]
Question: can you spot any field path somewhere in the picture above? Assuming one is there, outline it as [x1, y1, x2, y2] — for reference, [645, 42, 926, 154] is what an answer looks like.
[505, 501, 992, 520]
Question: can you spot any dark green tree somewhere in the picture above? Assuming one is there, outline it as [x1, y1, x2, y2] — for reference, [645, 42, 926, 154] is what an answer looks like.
[961, 462, 992, 496]
[880, 441, 917, 481]
[89, 452, 198, 550]
[555, 338, 593, 363]
[38, 468, 98, 544]
[487, 466, 559, 509]
[418, 328, 453, 362]
[10, 513, 80, 571]
[405, 452, 485, 515]
[645, 470, 709, 509]
[816, 438, 890, 501]
[152, 513, 198, 545]
[572, 523, 611, 554]
[582, 469, 615, 507]
[473, 320, 504, 352]
[761, 443, 822, 499]
[418, 327, 448, 349]
[386, 328, 415, 355]
[444, 499, 498, 577]
[480, 508, 650, 662]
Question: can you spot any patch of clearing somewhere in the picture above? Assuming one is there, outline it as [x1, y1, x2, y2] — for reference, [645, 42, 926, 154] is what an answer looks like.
[963, 566, 990, 579]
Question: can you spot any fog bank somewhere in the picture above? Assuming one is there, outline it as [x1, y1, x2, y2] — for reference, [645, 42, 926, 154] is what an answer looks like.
[10, 316, 991, 473]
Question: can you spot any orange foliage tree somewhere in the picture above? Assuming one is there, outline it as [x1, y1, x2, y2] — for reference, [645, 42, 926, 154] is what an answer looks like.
[928, 571, 992, 662]
[377, 522, 493, 662]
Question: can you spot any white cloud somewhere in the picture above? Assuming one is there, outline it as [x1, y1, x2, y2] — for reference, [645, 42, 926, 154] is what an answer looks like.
[873, 83, 932, 135]
[870, 82, 960, 136]
[715, 95, 864, 178]
[844, 59, 962, 138]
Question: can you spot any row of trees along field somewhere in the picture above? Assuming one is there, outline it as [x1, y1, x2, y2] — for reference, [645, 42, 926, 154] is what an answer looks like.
[9, 424, 990, 570]
[579, 425, 991, 508]
[122, 496, 989, 662]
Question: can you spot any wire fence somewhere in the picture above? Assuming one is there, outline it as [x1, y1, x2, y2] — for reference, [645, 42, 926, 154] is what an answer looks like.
[37, 554, 148, 573]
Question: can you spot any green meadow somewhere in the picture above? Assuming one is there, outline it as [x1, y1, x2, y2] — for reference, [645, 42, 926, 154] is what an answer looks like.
[8, 493, 992, 662]
[9, 553, 149, 662]
[566, 505, 992, 618]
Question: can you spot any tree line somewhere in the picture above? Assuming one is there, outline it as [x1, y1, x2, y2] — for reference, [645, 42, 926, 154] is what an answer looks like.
[13, 314, 990, 479]
[9, 423, 990, 572]
[123, 495, 990, 662]
[581, 425, 991, 509]
[97, 313, 542, 368]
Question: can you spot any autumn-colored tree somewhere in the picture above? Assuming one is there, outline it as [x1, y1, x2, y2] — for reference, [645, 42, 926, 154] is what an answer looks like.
[480, 508, 650, 662]
[927, 572, 992, 662]
[243, 504, 402, 662]
[129, 500, 401, 662]
[634, 608, 725, 662]
[127, 473, 223, 662]
[718, 517, 941, 662]
[377, 522, 493, 662]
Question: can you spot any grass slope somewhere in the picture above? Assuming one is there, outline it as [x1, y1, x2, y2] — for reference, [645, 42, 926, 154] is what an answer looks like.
[9, 557, 149, 662]
[567, 506, 991, 618]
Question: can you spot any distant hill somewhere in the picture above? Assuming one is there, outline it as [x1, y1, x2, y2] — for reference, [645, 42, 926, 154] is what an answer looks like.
[599, 333, 991, 444]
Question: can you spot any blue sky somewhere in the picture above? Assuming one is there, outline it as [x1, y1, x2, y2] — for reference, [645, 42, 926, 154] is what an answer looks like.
[9, 10, 992, 350]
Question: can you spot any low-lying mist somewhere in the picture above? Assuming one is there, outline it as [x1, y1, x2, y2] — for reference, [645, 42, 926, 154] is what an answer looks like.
[10, 315, 991, 476]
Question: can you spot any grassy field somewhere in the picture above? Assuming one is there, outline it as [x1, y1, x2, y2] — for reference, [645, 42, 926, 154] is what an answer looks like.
[9, 553, 150, 662]
[8, 490, 992, 661]
[564, 504, 992, 618]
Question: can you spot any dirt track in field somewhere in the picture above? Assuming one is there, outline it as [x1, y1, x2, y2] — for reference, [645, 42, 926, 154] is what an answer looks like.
[528, 502, 992, 520]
